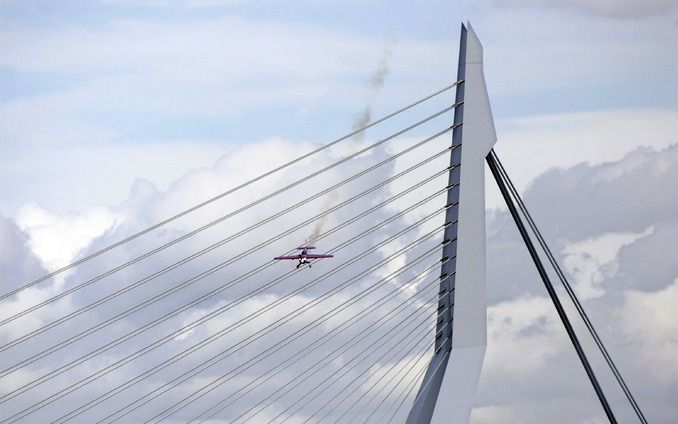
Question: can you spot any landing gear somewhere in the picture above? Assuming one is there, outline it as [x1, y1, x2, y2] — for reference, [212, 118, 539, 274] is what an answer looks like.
[296, 260, 311, 269]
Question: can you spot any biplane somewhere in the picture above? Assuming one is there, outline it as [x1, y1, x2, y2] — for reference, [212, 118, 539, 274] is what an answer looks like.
[273, 246, 333, 269]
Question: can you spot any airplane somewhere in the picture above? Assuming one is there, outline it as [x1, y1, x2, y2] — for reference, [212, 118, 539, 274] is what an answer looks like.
[273, 246, 334, 269]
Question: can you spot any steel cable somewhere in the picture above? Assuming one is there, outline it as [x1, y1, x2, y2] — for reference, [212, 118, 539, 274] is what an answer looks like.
[191, 277, 442, 424]
[309, 325, 440, 424]
[317, 325, 434, 424]
[1, 118, 458, 327]
[382, 354, 430, 424]
[490, 149, 647, 424]
[356, 334, 435, 424]
[12, 206, 451, 424]
[165, 290, 440, 423]
[0, 141, 455, 364]
[270, 319, 445, 424]
[1, 162, 454, 395]
[1, 84, 461, 301]
[96, 220, 453, 424]
[173, 259, 452, 424]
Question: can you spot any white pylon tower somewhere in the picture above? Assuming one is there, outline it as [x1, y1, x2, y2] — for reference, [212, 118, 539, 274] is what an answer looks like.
[406, 22, 497, 424]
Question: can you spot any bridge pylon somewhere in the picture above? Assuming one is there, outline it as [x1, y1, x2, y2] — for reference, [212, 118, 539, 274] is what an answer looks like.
[406, 22, 497, 424]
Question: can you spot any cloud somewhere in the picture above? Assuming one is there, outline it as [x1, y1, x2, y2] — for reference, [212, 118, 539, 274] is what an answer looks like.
[491, 108, 678, 209]
[0, 216, 47, 292]
[522, 143, 678, 241]
[15, 203, 121, 277]
[561, 227, 652, 299]
[0, 133, 448, 423]
[2, 133, 678, 422]
[616, 279, 678, 384]
[493, 0, 678, 18]
[477, 146, 678, 423]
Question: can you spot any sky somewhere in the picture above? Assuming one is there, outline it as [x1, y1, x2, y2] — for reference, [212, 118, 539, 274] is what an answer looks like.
[0, 0, 677, 423]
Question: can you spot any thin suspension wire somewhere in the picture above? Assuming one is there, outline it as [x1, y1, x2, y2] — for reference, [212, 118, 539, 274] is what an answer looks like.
[28, 209, 451, 424]
[383, 356, 429, 424]
[490, 149, 647, 424]
[100, 221, 452, 424]
[7, 209, 447, 423]
[184, 258, 451, 424]
[4, 198, 452, 424]
[356, 334, 435, 424]
[270, 316, 445, 424]
[310, 322, 442, 424]
[159, 272, 444, 423]
[316, 344, 428, 423]
[257, 274, 453, 424]
[2, 83, 461, 301]
[1, 164, 453, 391]
[1, 141, 454, 362]
[404, 348, 452, 417]
[3, 193, 452, 415]
[2, 117, 457, 327]
[192, 274, 442, 424]
[270, 318, 438, 424]
[287, 328, 437, 424]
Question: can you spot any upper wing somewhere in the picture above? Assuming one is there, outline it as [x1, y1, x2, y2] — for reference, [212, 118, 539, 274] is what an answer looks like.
[306, 254, 334, 259]
[274, 255, 302, 260]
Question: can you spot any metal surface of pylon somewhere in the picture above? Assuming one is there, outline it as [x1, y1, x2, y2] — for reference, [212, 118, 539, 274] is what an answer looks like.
[406, 22, 497, 424]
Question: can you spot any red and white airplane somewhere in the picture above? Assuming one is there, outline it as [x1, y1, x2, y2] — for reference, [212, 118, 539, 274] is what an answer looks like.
[274, 246, 333, 269]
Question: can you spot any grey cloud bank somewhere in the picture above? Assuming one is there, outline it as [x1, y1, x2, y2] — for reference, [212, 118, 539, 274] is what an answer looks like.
[1, 136, 677, 423]
[494, 0, 678, 18]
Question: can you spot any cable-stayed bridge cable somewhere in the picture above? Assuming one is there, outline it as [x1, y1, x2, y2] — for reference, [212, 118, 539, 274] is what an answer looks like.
[307, 322, 443, 424]
[1, 107, 458, 327]
[487, 151, 617, 423]
[95, 221, 453, 424]
[490, 149, 647, 424]
[2, 83, 461, 301]
[271, 319, 445, 424]
[1, 158, 454, 389]
[383, 356, 430, 424]
[160, 284, 444, 423]
[354, 334, 435, 424]
[176, 259, 453, 424]
[1, 183, 451, 407]
[191, 276, 443, 424]
[7, 204, 452, 424]
[1, 139, 455, 360]
[3, 198, 452, 424]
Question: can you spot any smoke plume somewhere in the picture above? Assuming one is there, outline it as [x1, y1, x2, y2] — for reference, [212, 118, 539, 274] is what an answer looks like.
[307, 42, 395, 244]
[351, 44, 393, 147]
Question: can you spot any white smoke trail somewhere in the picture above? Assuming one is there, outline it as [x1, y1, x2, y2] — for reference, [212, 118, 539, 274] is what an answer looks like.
[307, 41, 395, 244]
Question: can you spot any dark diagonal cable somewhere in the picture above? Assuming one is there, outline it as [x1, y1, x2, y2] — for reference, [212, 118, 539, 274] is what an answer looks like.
[490, 149, 647, 424]
[487, 151, 617, 423]
[2, 83, 461, 301]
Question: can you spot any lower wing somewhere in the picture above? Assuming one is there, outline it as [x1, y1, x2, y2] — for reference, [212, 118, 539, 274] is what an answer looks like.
[306, 254, 334, 259]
